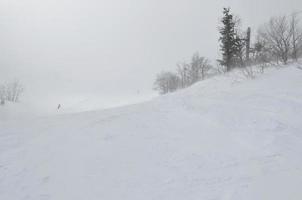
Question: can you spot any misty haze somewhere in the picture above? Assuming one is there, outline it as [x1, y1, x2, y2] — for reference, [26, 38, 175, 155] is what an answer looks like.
[1, 0, 302, 199]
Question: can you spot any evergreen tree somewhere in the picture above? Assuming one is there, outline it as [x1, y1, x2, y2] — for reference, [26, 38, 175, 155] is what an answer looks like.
[219, 8, 240, 71]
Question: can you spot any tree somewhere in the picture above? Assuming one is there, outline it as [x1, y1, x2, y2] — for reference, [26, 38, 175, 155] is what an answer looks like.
[258, 16, 292, 64]
[290, 12, 302, 61]
[176, 53, 213, 89]
[177, 62, 190, 88]
[188, 52, 212, 83]
[153, 71, 180, 94]
[233, 32, 246, 67]
[219, 8, 241, 71]
[154, 53, 212, 94]
[199, 57, 212, 81]
[0, 85, 6, 105]
[252, 38, 271, 64]
[1, 81, 24, 103]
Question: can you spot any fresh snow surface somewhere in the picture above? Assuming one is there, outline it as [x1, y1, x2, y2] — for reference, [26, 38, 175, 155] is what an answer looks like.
[1, 64, 302, 200]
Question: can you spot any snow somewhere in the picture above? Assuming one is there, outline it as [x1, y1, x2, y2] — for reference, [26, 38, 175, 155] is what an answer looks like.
[1, 64, 302, 200]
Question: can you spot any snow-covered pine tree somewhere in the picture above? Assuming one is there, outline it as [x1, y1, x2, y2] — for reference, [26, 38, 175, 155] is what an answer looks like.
[219, 8, 241, 71]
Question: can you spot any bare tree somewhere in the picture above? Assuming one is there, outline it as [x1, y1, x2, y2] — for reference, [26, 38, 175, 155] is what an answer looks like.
[177, 62, 190, 88]
[198, 57, 212, 81]
[290, 12, 302, 61]
[0, 84, 6, 105]
[189, 53, 202, 84]
[258, 16, 292, 64]
[188, 52, 212, 84]
[153, 71, 180, 94]
[252, 35, 274, 65]
[5, 81, 24, 102]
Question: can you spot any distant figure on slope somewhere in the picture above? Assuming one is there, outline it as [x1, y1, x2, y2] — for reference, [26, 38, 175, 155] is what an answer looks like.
[57, 104, 61, 110]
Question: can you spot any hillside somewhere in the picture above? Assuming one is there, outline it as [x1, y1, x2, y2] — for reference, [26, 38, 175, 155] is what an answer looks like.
[1, 64, 302, 200]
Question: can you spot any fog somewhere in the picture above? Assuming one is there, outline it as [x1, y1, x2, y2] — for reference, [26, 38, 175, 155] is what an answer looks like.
[0, 0, 301, 112]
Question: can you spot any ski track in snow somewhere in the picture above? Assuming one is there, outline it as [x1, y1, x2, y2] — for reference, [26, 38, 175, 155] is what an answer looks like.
[1, 64, 302, 200]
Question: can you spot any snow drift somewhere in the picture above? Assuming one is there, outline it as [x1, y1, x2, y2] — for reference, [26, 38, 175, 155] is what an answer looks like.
[1, 64, 302, 200]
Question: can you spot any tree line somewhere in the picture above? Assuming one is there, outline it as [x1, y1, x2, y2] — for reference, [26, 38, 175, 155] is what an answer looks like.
[154, 8, 302, 94]
[154, 52, 212, 94]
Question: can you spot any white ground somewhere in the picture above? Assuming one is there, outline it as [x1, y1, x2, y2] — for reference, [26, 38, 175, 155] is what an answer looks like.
[1, 64, 302, 200]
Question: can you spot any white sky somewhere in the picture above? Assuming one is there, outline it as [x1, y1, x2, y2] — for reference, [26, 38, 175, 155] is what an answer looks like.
[0, 0, 301, 111]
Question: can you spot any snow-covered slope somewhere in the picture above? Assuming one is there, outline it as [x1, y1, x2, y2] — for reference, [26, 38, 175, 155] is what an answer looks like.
[1, 64, 302, 200]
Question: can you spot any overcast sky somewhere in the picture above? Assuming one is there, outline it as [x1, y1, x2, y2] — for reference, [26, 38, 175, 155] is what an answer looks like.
[0, 0, 301, 111]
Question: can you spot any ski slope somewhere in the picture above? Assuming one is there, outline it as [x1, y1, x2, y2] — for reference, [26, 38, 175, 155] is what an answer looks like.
[1, 64, 302, 200]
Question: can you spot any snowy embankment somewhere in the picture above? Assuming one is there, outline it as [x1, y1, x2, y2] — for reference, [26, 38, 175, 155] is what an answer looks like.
[1, 64, 302, 200]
